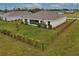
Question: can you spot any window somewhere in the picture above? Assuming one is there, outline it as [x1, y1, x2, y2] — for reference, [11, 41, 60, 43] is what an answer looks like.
[30, 20, 39, 25]
[48, 21, 50, 25]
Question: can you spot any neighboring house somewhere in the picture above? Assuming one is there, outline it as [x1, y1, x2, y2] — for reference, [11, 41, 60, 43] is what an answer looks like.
[3, 11, 32, 21]
[23, 11, 67, 28]
[0, 12, 5, 17]
[64, 10, 75, 14]
[0, 12, 5, 20]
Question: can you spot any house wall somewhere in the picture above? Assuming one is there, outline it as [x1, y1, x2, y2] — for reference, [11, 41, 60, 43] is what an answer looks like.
[23, 17, 67, 28]
[23, 19, 25, 23]
[23, 18, 41, 26]
[3, 16, 23, 21]
[44, 17, 67, 28]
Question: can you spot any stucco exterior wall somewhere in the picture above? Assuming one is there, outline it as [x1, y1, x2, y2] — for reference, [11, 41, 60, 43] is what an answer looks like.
[23, 17, 67, 28]
[43, 17, 66, 28]
[2, 16, 23, 21]
[51, 17, 66, 28]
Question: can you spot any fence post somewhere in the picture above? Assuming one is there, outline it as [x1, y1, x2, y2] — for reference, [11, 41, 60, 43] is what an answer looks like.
[41, 43, 45, 51]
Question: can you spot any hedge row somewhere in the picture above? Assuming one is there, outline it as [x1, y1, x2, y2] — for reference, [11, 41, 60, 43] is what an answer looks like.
[0, 29, 46, 51]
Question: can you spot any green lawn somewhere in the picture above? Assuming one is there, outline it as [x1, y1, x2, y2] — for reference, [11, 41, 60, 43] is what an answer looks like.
[0, 20, 58, 43]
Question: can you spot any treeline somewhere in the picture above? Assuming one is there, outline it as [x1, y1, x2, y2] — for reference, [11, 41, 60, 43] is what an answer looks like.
[0, 8, 44, 13]
[0, 8, 77, 13]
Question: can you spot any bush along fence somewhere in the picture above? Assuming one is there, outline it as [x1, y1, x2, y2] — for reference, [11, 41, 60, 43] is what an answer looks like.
[0, 29, 46, 51]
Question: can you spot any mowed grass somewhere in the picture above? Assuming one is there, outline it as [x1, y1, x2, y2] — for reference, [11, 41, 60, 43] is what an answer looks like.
[0, 33, 43, 56]
[0, 20, 57, 43]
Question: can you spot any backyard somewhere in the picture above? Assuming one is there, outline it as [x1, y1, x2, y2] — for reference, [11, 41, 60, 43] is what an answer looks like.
[0, 11, 79, 55]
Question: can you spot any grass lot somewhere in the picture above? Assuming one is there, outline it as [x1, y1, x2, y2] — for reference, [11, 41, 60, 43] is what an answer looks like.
[0, 33, 43, 56]
[65, 11, 79, 18]
[44, 20, 79, 56]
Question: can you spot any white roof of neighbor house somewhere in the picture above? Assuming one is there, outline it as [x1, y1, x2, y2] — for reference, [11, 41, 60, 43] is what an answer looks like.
[0, 12, 5, 16]
[3, 11, 32, 18]
[24, 11, 66, 20]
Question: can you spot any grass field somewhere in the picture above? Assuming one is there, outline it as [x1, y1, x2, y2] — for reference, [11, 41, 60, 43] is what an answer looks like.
[0, 32, 44, 56]
[65, 11, 79, 18]
[45, 20, 79, 56]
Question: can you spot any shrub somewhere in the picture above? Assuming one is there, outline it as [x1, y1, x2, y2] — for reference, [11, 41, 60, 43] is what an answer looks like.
[9, 33, 13, 38]
[14, 35, 17, 39]
[21, 21, 24, 24]
[34, 40, 39, 47]
[25, 21, 28, 25]
[34, 40, 41, 48]
[37, 23, 41, 28]
[6, 31, 11, 36]
[16, 35, 22, 40]
[1, 29, 7, 35]
[0, 16, 3, 21]
[26, 38, 34, 45]
[43, 24, 47, 28]
[48, 25, 52, 29]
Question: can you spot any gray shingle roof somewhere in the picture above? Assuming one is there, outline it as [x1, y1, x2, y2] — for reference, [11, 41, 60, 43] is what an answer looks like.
[4, 11, 32, 18]
[24, 11, 66, 20]
[2, 11, 66, 20]
[0, 12, 5, 16]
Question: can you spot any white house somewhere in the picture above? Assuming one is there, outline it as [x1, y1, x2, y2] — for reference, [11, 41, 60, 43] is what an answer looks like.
[23, 11, 67, 28]
[0, 11, 67, 28]
[64, 10, 75, 14]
